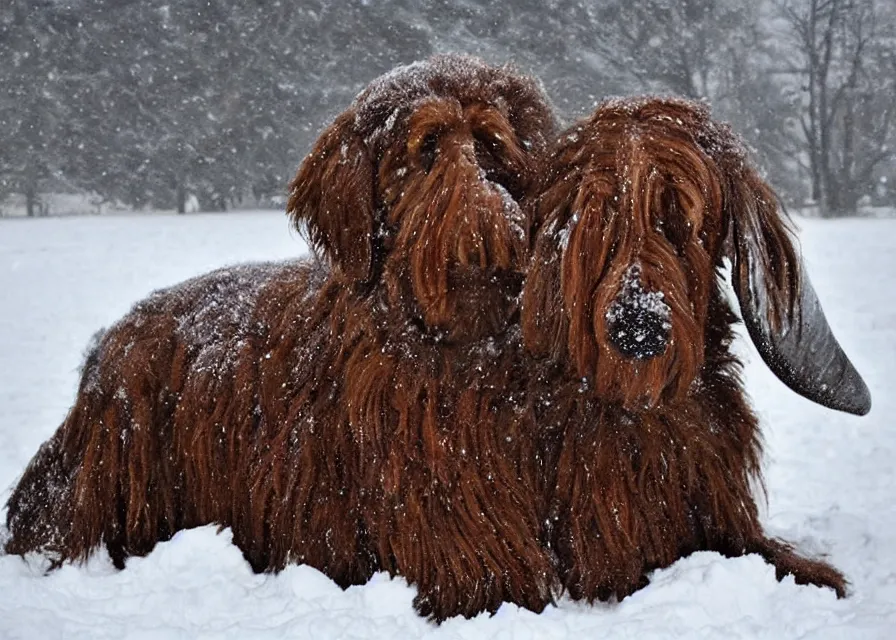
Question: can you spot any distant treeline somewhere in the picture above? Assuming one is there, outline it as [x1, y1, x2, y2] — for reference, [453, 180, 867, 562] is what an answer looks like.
[1, 0, 894, 216]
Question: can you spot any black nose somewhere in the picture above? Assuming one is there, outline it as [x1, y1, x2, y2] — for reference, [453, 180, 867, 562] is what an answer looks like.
[606, 266, 671, 360]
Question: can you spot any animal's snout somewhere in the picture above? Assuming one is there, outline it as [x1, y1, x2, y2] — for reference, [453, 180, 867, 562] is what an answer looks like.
[606, 265, 671, 360]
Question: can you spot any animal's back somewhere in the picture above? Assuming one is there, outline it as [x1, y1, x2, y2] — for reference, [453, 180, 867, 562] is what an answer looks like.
[4, 259, 325, 568]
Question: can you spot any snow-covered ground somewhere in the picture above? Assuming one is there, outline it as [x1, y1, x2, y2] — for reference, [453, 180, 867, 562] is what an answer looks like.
[0, 211, 893, 639]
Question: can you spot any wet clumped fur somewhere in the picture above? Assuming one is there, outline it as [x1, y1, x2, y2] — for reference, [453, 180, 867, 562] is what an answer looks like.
[6, 81, 866, 619]
[521, 96, 857, 603]
[4, 54, 560, 622]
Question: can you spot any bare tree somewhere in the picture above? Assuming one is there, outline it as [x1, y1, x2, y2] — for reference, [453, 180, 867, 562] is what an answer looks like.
[557, 0, 760, 99]
[4, 0, 892, 216]
[0, 2, 74, 217]
[774, 0, 896, 215]
[544, 1, 809, 200]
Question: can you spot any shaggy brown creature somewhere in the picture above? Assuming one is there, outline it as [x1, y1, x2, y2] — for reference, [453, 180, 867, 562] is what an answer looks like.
[4, 55, 559, 621]
[521, 97, 871, 603]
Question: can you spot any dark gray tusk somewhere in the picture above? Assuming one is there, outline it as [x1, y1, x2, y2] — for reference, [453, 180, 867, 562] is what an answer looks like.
[734, 257, 872, 416]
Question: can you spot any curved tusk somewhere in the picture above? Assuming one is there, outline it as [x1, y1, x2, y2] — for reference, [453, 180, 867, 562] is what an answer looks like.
[733, 254, 872, 416]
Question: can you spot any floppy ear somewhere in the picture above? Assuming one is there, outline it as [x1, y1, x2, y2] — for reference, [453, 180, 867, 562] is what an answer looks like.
[521, 212, 567, 361]
[726, 170, 871, 416]
[521, 159, 582, 363]
[287, 111, 376, 282]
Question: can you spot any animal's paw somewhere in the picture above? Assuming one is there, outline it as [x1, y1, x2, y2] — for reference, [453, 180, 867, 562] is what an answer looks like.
[412, 581, 494, 623]
[412, 567, 554, 623]
[772, 551, 848, 598]
[754, 538, 848, 598]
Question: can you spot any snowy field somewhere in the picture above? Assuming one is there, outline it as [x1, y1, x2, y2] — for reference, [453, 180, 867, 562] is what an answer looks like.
[0, 211, 894, 639]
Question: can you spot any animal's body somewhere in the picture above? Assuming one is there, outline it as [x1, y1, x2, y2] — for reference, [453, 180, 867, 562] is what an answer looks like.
[5, 76, 871, 621]
[521, 97, 870, 603]
[5, 55, 559, 621]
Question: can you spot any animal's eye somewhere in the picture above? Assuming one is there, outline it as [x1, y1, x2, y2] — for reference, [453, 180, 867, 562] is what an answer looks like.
[419, 132, 439, 172]
[474, 133, 524, 198]
[657, 188, 690, 252]
[658, 214, 688, 252]
[473, 133, 502, 167]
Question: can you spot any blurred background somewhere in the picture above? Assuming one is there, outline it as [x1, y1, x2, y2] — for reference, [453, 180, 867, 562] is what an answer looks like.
[1, 0, 894, 218]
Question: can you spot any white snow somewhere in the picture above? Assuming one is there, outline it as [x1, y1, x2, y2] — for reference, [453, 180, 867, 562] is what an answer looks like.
[605, 263, 672, 326]
[1, 211, 895, 638]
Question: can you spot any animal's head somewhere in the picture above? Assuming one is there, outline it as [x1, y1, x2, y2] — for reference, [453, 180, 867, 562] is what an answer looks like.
[523, 97, 870, 415]
[288, 55, 558, 342]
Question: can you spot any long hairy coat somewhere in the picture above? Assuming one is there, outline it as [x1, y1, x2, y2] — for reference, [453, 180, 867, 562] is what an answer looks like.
[4, 55, 560, 622]
[521, 97, 868, 603]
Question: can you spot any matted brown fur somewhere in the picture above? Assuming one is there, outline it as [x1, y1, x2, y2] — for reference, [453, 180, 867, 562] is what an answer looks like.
[4, 55, 559, 621]
[522, 97, 847, 602]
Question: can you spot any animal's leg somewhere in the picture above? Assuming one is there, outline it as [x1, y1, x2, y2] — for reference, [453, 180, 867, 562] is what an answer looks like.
[5, 430, 78, 564]
[745, 536, 847, 597]
[381, 483, 554, 622]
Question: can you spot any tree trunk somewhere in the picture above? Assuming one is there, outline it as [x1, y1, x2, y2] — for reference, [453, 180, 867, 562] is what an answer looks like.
[839, 187, 860, 215]
[25, 185, 37, 218]
[838, 99, 859, 216]
[817, 43, 833, 215]
[176, 182, 187, 215]
[805, 0, 825, 213]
